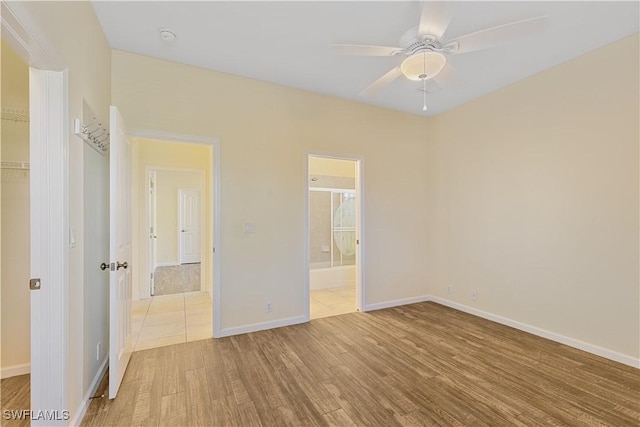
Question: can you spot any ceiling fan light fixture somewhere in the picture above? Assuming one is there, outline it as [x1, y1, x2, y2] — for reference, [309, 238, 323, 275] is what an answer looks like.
[400, 51, 446, 81]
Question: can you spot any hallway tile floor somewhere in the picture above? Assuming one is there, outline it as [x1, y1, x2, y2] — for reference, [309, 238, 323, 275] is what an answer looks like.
[132, 291, 212, 351]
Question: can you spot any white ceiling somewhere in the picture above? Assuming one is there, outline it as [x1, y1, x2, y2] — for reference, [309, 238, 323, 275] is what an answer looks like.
[92, 1, 639, 117]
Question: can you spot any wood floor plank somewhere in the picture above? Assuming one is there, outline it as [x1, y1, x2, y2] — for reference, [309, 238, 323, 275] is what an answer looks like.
[160, 391, 187, 426]
[1, 374, 31, 427]
[70, 301, 640, 426]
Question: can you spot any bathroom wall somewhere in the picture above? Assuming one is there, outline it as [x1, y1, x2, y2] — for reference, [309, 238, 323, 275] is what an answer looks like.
[0, 41, 31, 376]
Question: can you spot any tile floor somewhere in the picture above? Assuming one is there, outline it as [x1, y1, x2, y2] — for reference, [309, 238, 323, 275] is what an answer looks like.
[131, 286, 353, 349]
[132, 291, 212, 351]
[310, 284, 356, 319]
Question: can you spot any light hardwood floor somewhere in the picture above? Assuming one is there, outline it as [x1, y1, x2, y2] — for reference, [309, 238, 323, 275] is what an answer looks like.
[0, 374, 30, 427]
[82, 302, 639, 426]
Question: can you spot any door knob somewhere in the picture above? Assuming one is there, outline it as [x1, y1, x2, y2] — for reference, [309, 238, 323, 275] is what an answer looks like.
[117, 261, 128, 270]
[181, 229, 186, 232]
[100, 262, 109, 271]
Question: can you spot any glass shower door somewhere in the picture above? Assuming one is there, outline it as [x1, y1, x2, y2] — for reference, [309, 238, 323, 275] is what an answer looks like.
[332, 191, 356, 267]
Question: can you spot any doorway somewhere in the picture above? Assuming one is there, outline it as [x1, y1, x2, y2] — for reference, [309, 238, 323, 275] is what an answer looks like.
[147, 168, 204, 297]
[307, 155, 363, 319]
[131, 137, 215, 351]
[1, 42, 31, 395]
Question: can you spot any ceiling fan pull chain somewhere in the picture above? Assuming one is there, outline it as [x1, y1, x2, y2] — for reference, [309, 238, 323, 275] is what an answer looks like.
[422, 53, 428, 111]
[422, 78, 428, 111]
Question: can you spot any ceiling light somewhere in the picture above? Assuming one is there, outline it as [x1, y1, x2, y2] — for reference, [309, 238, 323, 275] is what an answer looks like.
[400, 52, 446, 81]
[159, 29, 176, 42]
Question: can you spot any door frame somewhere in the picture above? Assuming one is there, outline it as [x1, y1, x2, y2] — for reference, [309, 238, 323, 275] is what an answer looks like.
[131, 130, 221, 338]
[143, 166, 205, 297]
[148, 170, 158, 295]
[2, 1, 69, 422]
[304, 152, 365, 319]
[178, 188, 203, 265]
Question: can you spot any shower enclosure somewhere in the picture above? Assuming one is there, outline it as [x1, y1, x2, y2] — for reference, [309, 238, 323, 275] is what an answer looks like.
[309, 187, 356, 290]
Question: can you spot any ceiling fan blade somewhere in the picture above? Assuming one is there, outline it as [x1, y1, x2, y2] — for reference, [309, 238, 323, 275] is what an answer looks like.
[418, 1, 454, 40]
[359, 67, 403, 97]
[417, 79, 443, 94]
[434, 63, 457, 88]
[447, 16, 547, 55]
[329, 44, 401, 57]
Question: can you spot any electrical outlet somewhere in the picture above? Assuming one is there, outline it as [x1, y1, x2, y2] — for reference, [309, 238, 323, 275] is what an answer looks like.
[471, 291, 478, 302]
[96, 342, 101, 361]
[265, 301, 272, 313]
[446, 286, 453, 295]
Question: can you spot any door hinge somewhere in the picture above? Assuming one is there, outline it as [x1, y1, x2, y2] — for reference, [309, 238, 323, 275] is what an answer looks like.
[356, 239, 360, 244]
[150, 272, 154, 280]
[213, 247, 216, 253]
[29, 278, 41, 290]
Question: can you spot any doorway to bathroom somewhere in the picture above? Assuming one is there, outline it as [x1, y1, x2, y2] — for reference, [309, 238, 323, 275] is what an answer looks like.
[307, 155, 363, 319]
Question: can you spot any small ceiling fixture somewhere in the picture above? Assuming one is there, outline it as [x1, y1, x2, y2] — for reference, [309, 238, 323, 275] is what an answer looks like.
[159, 29, 176, 42]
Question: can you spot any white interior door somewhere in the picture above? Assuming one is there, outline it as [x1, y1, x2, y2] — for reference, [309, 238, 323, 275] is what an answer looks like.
[109, 105, 133, 399]
[179, 189, 201, 264]
[149, 170, 157, 295]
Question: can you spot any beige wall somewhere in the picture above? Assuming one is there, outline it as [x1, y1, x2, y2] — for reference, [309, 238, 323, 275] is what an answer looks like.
[132, 138, 212, 299]
[1, 41, 31, 373]
[16, 0, 112, 418]
[113, 50, 430, 329]
[426, 34, 640, 359]
[155, 170, 202, 265]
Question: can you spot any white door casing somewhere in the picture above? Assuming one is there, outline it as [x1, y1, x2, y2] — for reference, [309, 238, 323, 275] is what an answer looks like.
[108, 106, 133, 399]
[29, 67, 69, 426]
[179, 189, 201, 264]
[149, 170, 157, 295]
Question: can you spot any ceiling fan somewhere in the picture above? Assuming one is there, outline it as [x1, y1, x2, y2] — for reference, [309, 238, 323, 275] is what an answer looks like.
[330, 3, 546, 110]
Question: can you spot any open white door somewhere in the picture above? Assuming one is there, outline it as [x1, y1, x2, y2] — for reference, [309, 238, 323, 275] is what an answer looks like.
[109, 105, 133, 399]
[179, 189, 201, 264]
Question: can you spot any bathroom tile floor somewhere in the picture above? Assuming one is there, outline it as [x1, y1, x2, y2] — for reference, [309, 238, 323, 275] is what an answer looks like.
[132, 291, 212, 351]
[310, 284, 356, 319]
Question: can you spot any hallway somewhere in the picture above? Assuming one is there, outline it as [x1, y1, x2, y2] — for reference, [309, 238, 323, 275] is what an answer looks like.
[132, 292, 212, 351]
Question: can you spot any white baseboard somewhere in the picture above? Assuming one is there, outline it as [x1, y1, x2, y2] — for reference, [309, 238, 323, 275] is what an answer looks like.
[0, 363, 30, 379]
[429, 296, 640, 369]
[364, 295, 431, 312]
[218, 315, 307, 338]
[70, 357, 108, 427]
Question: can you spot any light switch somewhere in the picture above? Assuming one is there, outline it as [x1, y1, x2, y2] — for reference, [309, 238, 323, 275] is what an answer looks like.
[244, 222, 256, 234]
